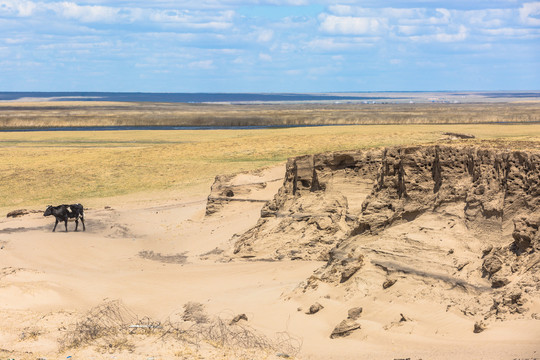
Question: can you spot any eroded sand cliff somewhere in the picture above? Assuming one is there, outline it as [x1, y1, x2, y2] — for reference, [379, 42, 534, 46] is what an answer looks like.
[233, 145, 540, 326]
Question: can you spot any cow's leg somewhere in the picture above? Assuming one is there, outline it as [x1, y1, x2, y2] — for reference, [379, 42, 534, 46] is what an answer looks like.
[75, 217, 79, 231]
[80, 215, 85, 231]
[64, 218, 68, 232]
[52, 219, 59, 232]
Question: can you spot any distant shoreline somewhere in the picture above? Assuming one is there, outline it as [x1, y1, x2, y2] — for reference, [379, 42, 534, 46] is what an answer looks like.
[2, 122, 540, 133]
[0, 124, 333, 132]
[1, 91, 540, 104]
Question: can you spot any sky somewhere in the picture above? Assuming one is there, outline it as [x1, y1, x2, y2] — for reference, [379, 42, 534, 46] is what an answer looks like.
[1, 0, 539, 92]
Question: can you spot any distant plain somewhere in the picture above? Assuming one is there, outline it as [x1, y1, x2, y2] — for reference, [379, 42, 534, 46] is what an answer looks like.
[1, 100, 539, 129]
[1, 94, 539, 211]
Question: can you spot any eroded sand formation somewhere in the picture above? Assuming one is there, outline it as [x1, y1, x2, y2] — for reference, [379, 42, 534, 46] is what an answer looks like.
[232, 145, 540, 325]
[1, 144, 539, 359]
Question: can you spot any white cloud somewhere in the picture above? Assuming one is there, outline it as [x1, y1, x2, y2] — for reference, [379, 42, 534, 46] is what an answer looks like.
[37, 40, 114, 51]
[328, 5, 353, 16]
[189, 59, 214, 69]
[136, 32, 198, 42]
[149, 9, 234, 28]
[52, 2, 121, 23]
[428, 8, 451, 25]
[5, 37, 27, 44]
[285, 69, 302, 75]
[259, 53, 272, 61]
[320, 5, 520, 43]
[410, 25, 468, 42]
[436, 25, 467, 41]
[320, 4, 536, 44]
[0, 0, 235, 29]
[233, 56, 248, 64]
[276, 42, 298, 52]
[381, 7, 422, 20]
[327, 5, 426, 25]
[0, 1, 132, 22]
[520, 2, 540, 26]
[15, 0, 35, 16]
[1, 0, 539, 92]
[397, 25, 419, 36]
[319, 14, 383, 35]
[257, 29, 274, 42]
[266, 0, 308, 4]
[481, 27, 540, 38]
[307, 37, 376, 52]
[464, 9, 510, 28]
[307, 38, 348, 51]
[0, 0, 35, 16]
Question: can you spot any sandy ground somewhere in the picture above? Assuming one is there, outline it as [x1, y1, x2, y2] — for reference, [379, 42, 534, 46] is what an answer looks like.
[1, 164, 539, 359]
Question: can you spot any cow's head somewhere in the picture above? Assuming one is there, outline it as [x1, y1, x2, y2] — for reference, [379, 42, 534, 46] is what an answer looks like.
[43, 205, 53, 216]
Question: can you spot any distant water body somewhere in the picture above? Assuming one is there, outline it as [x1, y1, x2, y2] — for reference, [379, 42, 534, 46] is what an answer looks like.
[2, 125, 336, 132]
[1, 91, 538, 132]
[0, 92, 382, 103]
[1, 91, 539, 104]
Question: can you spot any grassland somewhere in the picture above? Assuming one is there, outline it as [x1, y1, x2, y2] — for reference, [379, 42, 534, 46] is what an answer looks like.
[0, 101, 539, 128]
[1, 123, 539, 212]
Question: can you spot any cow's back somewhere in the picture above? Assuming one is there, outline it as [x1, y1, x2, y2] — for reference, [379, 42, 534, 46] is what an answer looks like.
[67, 204, 84, 218]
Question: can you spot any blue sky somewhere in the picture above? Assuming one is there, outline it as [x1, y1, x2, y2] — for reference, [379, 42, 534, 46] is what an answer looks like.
[1, 0, 539, 92]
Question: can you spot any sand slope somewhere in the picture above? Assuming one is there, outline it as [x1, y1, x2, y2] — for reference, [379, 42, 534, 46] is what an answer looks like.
[1, 161, 539, 359]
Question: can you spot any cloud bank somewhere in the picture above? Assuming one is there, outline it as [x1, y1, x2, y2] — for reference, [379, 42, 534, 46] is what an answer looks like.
[0, 0, 539, 91]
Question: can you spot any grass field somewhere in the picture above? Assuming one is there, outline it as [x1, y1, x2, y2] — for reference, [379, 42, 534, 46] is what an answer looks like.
[1, 123, 539, 212]
[0, 101, 539, 128]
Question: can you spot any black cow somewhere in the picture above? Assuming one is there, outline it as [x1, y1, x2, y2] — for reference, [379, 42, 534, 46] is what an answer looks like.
[43, 204, 85, 232]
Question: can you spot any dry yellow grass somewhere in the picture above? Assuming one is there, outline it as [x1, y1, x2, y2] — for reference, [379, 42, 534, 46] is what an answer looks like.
[1, 124, 539, 211]
[0, 101, 539, 128]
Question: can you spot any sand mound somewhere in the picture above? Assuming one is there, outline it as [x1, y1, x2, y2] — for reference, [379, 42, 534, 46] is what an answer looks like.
[205, 165, 284, 216]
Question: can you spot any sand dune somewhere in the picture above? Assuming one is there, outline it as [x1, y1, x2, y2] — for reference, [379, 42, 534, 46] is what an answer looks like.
[1, 154, 539, 359]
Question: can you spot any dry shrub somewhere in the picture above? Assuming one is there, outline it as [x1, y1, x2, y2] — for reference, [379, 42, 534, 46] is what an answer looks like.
[139, 250, 188, 264]
[182, 302, 209, 324]
[60, 299, 301, 358]
[59, 300, 140, 351]
[19, 327, 43, 341]
[161, 316, 301, 357]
